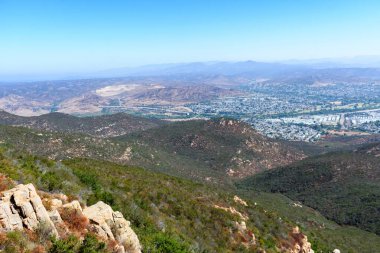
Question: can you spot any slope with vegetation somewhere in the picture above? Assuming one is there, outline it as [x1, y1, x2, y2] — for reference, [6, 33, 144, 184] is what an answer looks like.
[0, 110, 164, 138]
[1, 112, 380, 252]
[116, 118, 305, 184]
[0, 116, 306, 186]
[0, 124, 127, 162]
[0, 146, 313, 253]
[237, 190, 380, 253]
[237, 146, 380, 235]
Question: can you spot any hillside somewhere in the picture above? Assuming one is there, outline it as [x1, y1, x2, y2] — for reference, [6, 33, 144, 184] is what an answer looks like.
[0, 125, 128, 162]
[236, 145, 380, 235]
[0, 77, 238, 116]
[0, 146, 315, 253]
[115, 118, 306, 184]
[1, 146, 380, 252]
[1, 118, 380, 252]
[0, 110, 163, 137]
[0, 114, 307, 185]
[236, 190, 380, 253]
[287, 134, 380, 157]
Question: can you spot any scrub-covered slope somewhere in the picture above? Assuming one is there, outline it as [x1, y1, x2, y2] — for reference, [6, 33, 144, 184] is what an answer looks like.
[237, 145, 380, 235]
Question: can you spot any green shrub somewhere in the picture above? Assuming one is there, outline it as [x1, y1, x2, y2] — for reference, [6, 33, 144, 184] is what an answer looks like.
[151, 233, 190, 253]
[41, 171, 63, 191]
[35, 221, 56, 244]
[49, 235, 80, 253]
[49, 234, 108, 253]
[78, 233, 107, 253]
[1, 231, 29, 253]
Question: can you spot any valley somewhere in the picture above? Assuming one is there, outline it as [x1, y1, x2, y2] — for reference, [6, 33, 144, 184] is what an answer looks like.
[0, 110, 379, 252]
[1, 64, 380, 143]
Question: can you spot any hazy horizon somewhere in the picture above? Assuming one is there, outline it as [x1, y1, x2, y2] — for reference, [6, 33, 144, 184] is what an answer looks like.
[1, 0, 380, 77]
[2, 55, 380, 82]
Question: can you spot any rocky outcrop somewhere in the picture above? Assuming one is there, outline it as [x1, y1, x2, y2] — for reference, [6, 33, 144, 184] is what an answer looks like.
[48, 209, 63, 223]
[233, 195, 248, 206]
[214, 197, 256, 248]
[289, 226, 314, 253]
[0, 184, 141, 253]
[83, 201, 141, 253]
[234, 221, 256, 247]
[0, 184, 58, 236]
[49, 198, 63, 210]
[213, 204, 249, 221]
[62, 200, 83, 213]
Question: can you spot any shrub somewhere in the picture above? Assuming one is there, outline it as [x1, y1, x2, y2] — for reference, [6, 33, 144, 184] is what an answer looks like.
[152, 233, 190, 253]
[88, 190, 117, 209]
[49, 234, 109, 253]
[49, 235, 80, 253]
[32, 245, 46, 253]
[78, 233, 107, 253]
[73, 171, 100, 192]
[36, 221, 56, 244]
[0, 174, 14, 192]
[0, 230, 29, 253]
[41, 172, 62, 192]
[60, 209, 88, 232]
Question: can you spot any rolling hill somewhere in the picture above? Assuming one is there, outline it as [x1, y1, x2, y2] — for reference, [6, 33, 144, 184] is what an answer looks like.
[1, 136, 379, 252]
[0, 116, 306, 186]
[236, 145, 380, 235]
[1, 113, 380, 252]
[115, 118, 306, 184]
[0, 110, 164, 137]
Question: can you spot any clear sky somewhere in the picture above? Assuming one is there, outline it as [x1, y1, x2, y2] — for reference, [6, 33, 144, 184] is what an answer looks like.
[1, 0, 380, 75]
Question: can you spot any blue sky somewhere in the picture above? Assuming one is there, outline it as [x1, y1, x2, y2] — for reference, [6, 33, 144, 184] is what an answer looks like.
[1, 0, 380, 75]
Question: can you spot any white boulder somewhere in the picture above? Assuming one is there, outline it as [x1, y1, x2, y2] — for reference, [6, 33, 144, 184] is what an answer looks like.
[83, 201, 142, 253]
[0, 184, 58, 237]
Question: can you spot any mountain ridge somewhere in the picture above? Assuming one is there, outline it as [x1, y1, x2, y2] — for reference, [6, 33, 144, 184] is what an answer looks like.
[0, 110, 164, 137]
[2, 59, 380, 82]
[115, 118, 306, 183]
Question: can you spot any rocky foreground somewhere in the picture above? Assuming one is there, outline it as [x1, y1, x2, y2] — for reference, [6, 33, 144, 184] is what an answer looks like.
[0, 183, 141, 253]
[0, 182, 319, 253]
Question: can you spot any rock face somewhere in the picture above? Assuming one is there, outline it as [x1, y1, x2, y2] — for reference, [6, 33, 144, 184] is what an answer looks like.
[0, 184, 58, 236]
[48, 209, 63, 223]
[62, 200, 83, 213]
[83, 201, 142, 253]
[50, 198, 63, 210]
[0, 184, 141, 253]
[289, 226, 314, 253]
[233, 195, 248, 206]
[234, 221, 256, 247]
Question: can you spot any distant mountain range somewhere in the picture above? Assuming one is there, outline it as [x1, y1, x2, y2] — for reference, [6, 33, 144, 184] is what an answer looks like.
[2, 56, 380, 82]
[281, 55, 380, 68]
[80, 58, 380, 80]
[91, 61, 306, 78]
